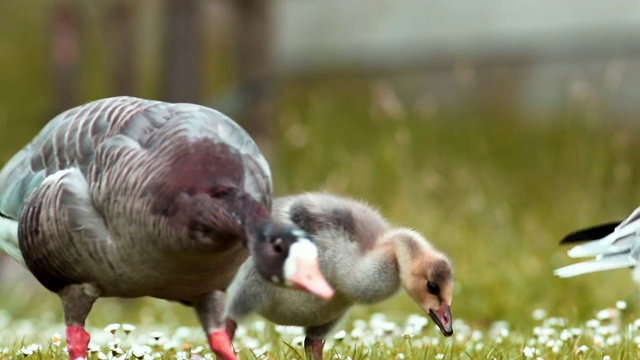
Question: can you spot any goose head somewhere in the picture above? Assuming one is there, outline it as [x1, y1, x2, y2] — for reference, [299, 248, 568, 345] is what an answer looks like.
[394, 230, 454, 336]
[252, 223, 334, 300]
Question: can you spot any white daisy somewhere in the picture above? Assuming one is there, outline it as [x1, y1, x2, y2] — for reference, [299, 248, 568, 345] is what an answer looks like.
[104, 323, 121, 335]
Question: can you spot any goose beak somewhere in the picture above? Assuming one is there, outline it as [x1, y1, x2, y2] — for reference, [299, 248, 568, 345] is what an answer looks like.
[283, 240, 335, 300]
[288, 256, 334, 300]
[428, 304, 453, 336]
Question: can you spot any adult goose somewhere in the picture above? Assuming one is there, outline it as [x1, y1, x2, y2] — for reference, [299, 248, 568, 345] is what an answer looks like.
[554, 206, 640, 282]
[224, 192, 454, 360]
[0, 97, 333, 360]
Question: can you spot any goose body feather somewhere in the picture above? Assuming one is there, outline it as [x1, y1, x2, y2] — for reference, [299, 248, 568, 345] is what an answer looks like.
[0, 96, 329, 360]
[0, 97, 270, 299]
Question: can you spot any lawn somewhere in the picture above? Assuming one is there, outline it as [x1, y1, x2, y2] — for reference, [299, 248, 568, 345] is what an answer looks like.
[1, 78, 640, 359]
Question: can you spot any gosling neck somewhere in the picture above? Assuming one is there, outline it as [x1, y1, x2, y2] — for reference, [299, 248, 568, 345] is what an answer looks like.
[384, 228, 434, 285]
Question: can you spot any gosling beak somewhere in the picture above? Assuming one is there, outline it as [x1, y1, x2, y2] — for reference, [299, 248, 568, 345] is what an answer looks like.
[288, 256, 334, 300]
[284, 240, 335, 300]
[428, 304, 453, 336]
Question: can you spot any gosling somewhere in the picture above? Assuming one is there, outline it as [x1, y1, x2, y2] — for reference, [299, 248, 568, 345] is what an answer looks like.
[224, 192, 454, 360]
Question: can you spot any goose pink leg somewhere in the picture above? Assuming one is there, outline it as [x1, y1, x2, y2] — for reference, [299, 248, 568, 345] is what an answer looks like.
[208, 329, 237, 360]
[66, 326, 90, 360]
[193, 290, 238, 360]
[59, 284, 97, 360]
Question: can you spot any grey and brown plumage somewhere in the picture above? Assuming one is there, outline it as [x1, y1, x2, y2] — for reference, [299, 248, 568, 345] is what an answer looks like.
[224, 192, 454, 360]
[0, 97, 333, 360]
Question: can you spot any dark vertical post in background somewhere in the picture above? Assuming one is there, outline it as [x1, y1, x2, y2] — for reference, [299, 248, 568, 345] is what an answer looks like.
[234, 0, 275, 155]
[162, 0, 201, 103]
[109, 0, 136, 96]
[50, 2, 81, 118]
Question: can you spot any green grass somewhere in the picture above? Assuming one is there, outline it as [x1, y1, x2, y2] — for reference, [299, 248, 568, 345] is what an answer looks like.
[3, 78, 640, 359]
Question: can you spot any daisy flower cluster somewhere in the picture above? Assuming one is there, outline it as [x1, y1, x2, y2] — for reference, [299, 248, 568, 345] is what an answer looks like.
[0, 301, 639, 359]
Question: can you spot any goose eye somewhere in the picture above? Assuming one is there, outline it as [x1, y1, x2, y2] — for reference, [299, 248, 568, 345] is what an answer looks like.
[427, 281, 440, 295]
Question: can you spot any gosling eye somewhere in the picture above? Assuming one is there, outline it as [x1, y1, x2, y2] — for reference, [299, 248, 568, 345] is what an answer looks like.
[427, 281, 440, 295]
[271, 238, 284, 253]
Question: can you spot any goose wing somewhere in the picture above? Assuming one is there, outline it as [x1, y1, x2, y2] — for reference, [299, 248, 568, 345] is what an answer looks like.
[0, 96, 272, 264]
[0, 96, 272, 219]
[0, 97, 159, 263]
[0, 97, 162, 220]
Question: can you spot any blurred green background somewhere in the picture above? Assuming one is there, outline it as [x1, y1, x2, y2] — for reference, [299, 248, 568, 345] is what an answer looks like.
[1, 0, 640, 337]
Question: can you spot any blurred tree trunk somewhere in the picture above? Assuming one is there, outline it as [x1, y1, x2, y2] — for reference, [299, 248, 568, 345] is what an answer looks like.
[162, 0, 201, 103]
[109, 1, 136, 96]
[50, 2, 81, 118]
[233, 0, 275, 156]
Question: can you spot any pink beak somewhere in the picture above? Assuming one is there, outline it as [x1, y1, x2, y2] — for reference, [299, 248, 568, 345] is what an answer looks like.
[429, 304, 453, 336]
[288, 257, 334, 300]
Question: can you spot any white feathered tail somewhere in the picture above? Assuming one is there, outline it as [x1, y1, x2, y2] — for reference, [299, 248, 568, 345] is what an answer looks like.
[554, 207, 640, 279]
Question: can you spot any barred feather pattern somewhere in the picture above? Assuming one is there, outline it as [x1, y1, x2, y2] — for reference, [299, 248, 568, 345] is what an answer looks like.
[0, 96, 272, 299]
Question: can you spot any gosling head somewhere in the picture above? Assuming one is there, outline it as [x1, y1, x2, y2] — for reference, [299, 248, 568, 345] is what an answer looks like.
[403, 249, 454, 336]
[424, 256, 454, 336]
[252, 223, 335, 300]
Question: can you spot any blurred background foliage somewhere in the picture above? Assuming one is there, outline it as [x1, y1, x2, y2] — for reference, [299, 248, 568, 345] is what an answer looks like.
[1, 0, 640, 336]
